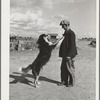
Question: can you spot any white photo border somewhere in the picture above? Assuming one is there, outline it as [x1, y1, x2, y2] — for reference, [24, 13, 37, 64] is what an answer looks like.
[1, 0, 99, 100]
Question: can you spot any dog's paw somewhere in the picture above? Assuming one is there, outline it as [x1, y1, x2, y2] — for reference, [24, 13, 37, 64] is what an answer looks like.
[35, 84, 39, 88]
[37, 81, 41, 85]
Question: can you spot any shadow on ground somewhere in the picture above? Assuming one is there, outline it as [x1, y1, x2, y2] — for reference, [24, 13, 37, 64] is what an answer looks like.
[10, 72, 60, 87]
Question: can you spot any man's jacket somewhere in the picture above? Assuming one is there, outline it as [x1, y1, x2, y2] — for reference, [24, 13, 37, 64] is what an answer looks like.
[59, 29, 77, 58]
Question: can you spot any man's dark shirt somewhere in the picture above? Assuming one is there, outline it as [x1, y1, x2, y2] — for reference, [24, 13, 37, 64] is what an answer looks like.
[59, 29, 77, 58]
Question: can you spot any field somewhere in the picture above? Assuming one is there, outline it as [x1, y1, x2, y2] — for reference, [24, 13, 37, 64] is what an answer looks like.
[10, 41, 96, 100]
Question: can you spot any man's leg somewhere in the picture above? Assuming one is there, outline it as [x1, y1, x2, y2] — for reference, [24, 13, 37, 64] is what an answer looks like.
[61, 60, 65, 83]
[67, 59, 75, 86]
[58, 58, 69, 86]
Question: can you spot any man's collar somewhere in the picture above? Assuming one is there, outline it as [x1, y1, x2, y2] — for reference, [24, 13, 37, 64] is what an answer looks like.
[63, 29, 71, 36]
[66, 28, 71, 32]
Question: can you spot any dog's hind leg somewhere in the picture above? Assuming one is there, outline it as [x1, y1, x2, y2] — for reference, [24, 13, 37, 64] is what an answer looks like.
[36, 67, 44, 85]
[32, 70, 40, 88]
[36, 75, 40, 84]
[36, 69, 43, 85]
[34, 75, 40, 88]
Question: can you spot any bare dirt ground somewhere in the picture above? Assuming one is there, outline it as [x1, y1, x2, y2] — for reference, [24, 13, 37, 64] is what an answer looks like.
[10, 41, 96, 100]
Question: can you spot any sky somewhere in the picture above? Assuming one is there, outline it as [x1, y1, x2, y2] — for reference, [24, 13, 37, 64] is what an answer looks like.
[10, 0, 96, 38]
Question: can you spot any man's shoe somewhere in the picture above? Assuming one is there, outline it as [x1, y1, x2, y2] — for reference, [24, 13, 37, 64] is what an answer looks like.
[66, 84, 73, 87]
[57, 82, 65, 86]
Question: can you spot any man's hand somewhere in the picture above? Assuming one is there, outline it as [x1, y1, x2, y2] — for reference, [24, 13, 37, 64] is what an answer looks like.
[52, 36, 64, 46]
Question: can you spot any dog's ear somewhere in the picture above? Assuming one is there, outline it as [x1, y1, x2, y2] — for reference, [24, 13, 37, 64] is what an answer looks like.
[37, 34, 46, 45]
[37, 37, 41, 45]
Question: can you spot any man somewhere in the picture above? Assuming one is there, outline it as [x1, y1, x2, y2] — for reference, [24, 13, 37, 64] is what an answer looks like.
[58, 20, 77, 87]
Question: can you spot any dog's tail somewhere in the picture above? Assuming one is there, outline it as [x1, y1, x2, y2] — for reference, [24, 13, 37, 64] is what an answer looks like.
[18, 67, 22, 72]
[18, 67, 29, 75]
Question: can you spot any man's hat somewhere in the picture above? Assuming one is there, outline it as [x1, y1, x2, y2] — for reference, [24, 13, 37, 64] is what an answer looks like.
[60, 20, 70, 26]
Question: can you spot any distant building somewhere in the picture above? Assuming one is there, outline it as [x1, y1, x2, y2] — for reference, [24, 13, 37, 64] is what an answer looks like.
[10, 41, 19, 51]
[47, 33, 58, 43]
[10, 34, 60, 51]
[10, 35, 38, 51]
[89, 40, 96, 47]
[48, 33, 58, 39]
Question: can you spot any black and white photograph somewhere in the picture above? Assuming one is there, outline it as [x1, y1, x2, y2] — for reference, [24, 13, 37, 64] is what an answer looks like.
[1, 0, 99, 100]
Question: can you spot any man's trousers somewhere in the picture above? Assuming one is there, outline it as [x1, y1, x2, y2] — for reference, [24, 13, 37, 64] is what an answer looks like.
[60, 58, 75, 85]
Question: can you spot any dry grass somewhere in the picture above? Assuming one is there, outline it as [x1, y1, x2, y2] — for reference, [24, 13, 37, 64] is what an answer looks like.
[10, 41, 96, 100]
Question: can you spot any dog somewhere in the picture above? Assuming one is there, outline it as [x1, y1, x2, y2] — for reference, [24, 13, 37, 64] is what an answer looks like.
[19, 34, 63, 88]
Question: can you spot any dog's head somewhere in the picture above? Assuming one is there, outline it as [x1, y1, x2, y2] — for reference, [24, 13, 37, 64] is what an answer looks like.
[37, 34, 46, 45]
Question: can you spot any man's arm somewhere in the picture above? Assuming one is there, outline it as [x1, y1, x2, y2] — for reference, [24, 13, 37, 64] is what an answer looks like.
[44, 36, 64, 48]
[66, 32, 76, 58]
[52, 36, 64, 45]
[51, 36, 64, 48]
